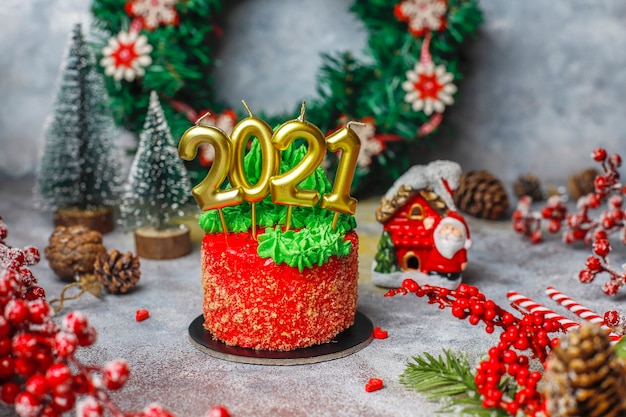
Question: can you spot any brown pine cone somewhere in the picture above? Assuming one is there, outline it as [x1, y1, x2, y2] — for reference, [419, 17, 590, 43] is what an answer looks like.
[513, 173, 545, 201]
[568, 168, 600, 200]
[94, 249, 141, 294]
[45, 225, 106, 281]
[454, 170, 510, 220]
[544, 323, 626, 417]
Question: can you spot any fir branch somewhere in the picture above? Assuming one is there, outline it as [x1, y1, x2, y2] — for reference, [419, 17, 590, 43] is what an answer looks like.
[400, 350, 508, 417]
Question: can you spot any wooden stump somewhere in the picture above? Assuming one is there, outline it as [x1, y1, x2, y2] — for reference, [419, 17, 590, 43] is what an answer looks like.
[134, 225, 192, 260]
[54, 207, 114, 234]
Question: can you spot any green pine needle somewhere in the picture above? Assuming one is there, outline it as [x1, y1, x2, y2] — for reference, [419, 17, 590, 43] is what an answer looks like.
[400, 350, 509, 417]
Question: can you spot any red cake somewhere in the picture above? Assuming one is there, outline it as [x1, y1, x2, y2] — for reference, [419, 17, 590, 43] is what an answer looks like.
[201, 229, 359, 351]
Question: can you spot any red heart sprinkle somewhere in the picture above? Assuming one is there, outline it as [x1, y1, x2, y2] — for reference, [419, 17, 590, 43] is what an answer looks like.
[135, 310, 150, 322]
[373, 326, 388, 339]
[365, 378, 384, 392]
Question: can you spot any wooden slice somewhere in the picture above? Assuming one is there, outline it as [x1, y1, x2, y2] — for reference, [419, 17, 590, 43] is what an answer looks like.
[54, 207, 114, 234]
[134, 225, 192, 259]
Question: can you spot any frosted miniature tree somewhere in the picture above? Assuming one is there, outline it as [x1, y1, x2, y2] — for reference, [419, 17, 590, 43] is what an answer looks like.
[33, 23, 122, 211]
[119, 91, 195, 230]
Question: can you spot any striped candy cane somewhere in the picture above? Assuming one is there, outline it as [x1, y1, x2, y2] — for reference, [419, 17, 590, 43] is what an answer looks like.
[546, 286, 621, 343]
[506, 291, 580, 332]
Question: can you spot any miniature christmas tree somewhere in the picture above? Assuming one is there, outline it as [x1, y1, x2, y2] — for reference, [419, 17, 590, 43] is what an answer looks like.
[120, 91, 195, 259]
[374, 231, 400, 274]
[33, 23, 122, 233]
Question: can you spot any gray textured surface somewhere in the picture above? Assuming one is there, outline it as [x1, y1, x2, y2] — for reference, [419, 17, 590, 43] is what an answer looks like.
[2, 1, 626, 190]
[1, 177, 625, 416]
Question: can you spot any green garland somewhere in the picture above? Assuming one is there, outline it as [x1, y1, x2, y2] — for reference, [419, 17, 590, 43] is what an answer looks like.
[90, 0, 482, 193]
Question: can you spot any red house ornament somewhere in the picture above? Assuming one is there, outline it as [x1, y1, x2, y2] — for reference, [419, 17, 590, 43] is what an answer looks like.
[372, 160, 471, 289]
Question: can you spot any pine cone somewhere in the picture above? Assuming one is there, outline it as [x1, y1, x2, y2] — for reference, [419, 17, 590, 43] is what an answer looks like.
[513, 173, 544, 201]
[544, 323, 626, 417]
[94, 249, 141, 294]
[568, 168, 600, 200]
[454, 170, 509, 220]
[45, 225, 106, 281]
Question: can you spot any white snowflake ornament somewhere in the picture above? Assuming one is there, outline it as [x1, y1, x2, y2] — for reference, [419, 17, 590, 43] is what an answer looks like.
[395, 0, 448, 37]
[100, 31, 153, 82]
[126, 0, 179, 30]
[402, 61, 457, 116]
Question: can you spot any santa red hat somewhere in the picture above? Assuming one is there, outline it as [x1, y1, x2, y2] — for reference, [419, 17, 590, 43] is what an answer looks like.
[436, 211, 472, 250]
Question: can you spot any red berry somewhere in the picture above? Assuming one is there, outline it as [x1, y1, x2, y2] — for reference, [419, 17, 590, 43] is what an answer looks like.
[72, 374, 92, 395]
[0, 356, 15, 379]
[592, 147, 607, 161]
[0, 381, 19, 404]
[45, 363, 73, 391]
[22, 246, 40, 266]
[530, 230, 542, 244]
[588, 193, 602, 208]
[25, 286, 46, 301]
[25, 373, 50, 398]
[62, 312, 89, 334]
[604, 310, 621, 327]
[502, 350, 517, 364]
[364, 377, 384, 392]
[8, 248, 25, 265]
[76, 325, 97, 347]
[50, 391, 76, 413]
[142, 404, 176, 417]
[372, 326, 388, 339]
[401, 279, 419, 293]
[5, 299, 31, 325]
[547, 219, 561, 233]
[506, 401, 520, 415]
[54, 332, 78, 358]
[610, 153, 622, 167]
[76, 397, 103, 417]
[103, 359, 130, 390]
[586, 256, 603, 272]
[14, 391, 42, 417]
[135, 309, 150, 322]
[579, 269, 596, 283]
[15, 357, 38, 377]
[207, 406, 232, 417]
[13, 333, 39, 358]
[603, 280, 621, 296]
[593, 239, 611, 257]
[28, 299, 51, 324]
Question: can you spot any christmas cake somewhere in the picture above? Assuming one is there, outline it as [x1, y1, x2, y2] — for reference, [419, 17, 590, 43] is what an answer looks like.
[196, 143, 359, 351]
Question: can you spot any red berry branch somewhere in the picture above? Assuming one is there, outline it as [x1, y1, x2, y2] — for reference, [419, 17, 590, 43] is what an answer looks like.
[385, 279, 564, 417]
[0, 216, 231, 417]
[513, 147, 626, 246]
[578, 230, 626, 295]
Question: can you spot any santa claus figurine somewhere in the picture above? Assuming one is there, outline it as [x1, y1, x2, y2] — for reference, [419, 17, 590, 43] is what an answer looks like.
[427, 212, 471, 281]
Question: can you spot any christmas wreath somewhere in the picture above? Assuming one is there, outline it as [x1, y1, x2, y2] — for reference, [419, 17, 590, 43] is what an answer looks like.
[90, 0, 483, 193]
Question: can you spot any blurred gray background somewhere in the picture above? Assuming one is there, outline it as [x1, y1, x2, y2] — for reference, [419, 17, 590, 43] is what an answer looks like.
[1, 0, 625, 192]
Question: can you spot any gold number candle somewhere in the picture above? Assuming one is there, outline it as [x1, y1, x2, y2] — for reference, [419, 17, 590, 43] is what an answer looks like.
[321, 124, 361, 229]
[178, 124, 243, 234]
[229, 111, 279, 237]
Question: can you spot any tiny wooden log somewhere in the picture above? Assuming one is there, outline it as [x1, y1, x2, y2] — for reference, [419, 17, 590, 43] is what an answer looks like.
[54, 207, 114, 234]
[134, 225, 192, 260]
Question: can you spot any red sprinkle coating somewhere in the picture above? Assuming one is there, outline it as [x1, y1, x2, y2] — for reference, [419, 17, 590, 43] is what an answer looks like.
[201, 230, 359, 351]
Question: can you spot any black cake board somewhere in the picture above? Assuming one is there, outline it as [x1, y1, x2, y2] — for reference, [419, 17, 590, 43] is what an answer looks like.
[189, 311, 373, 365]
